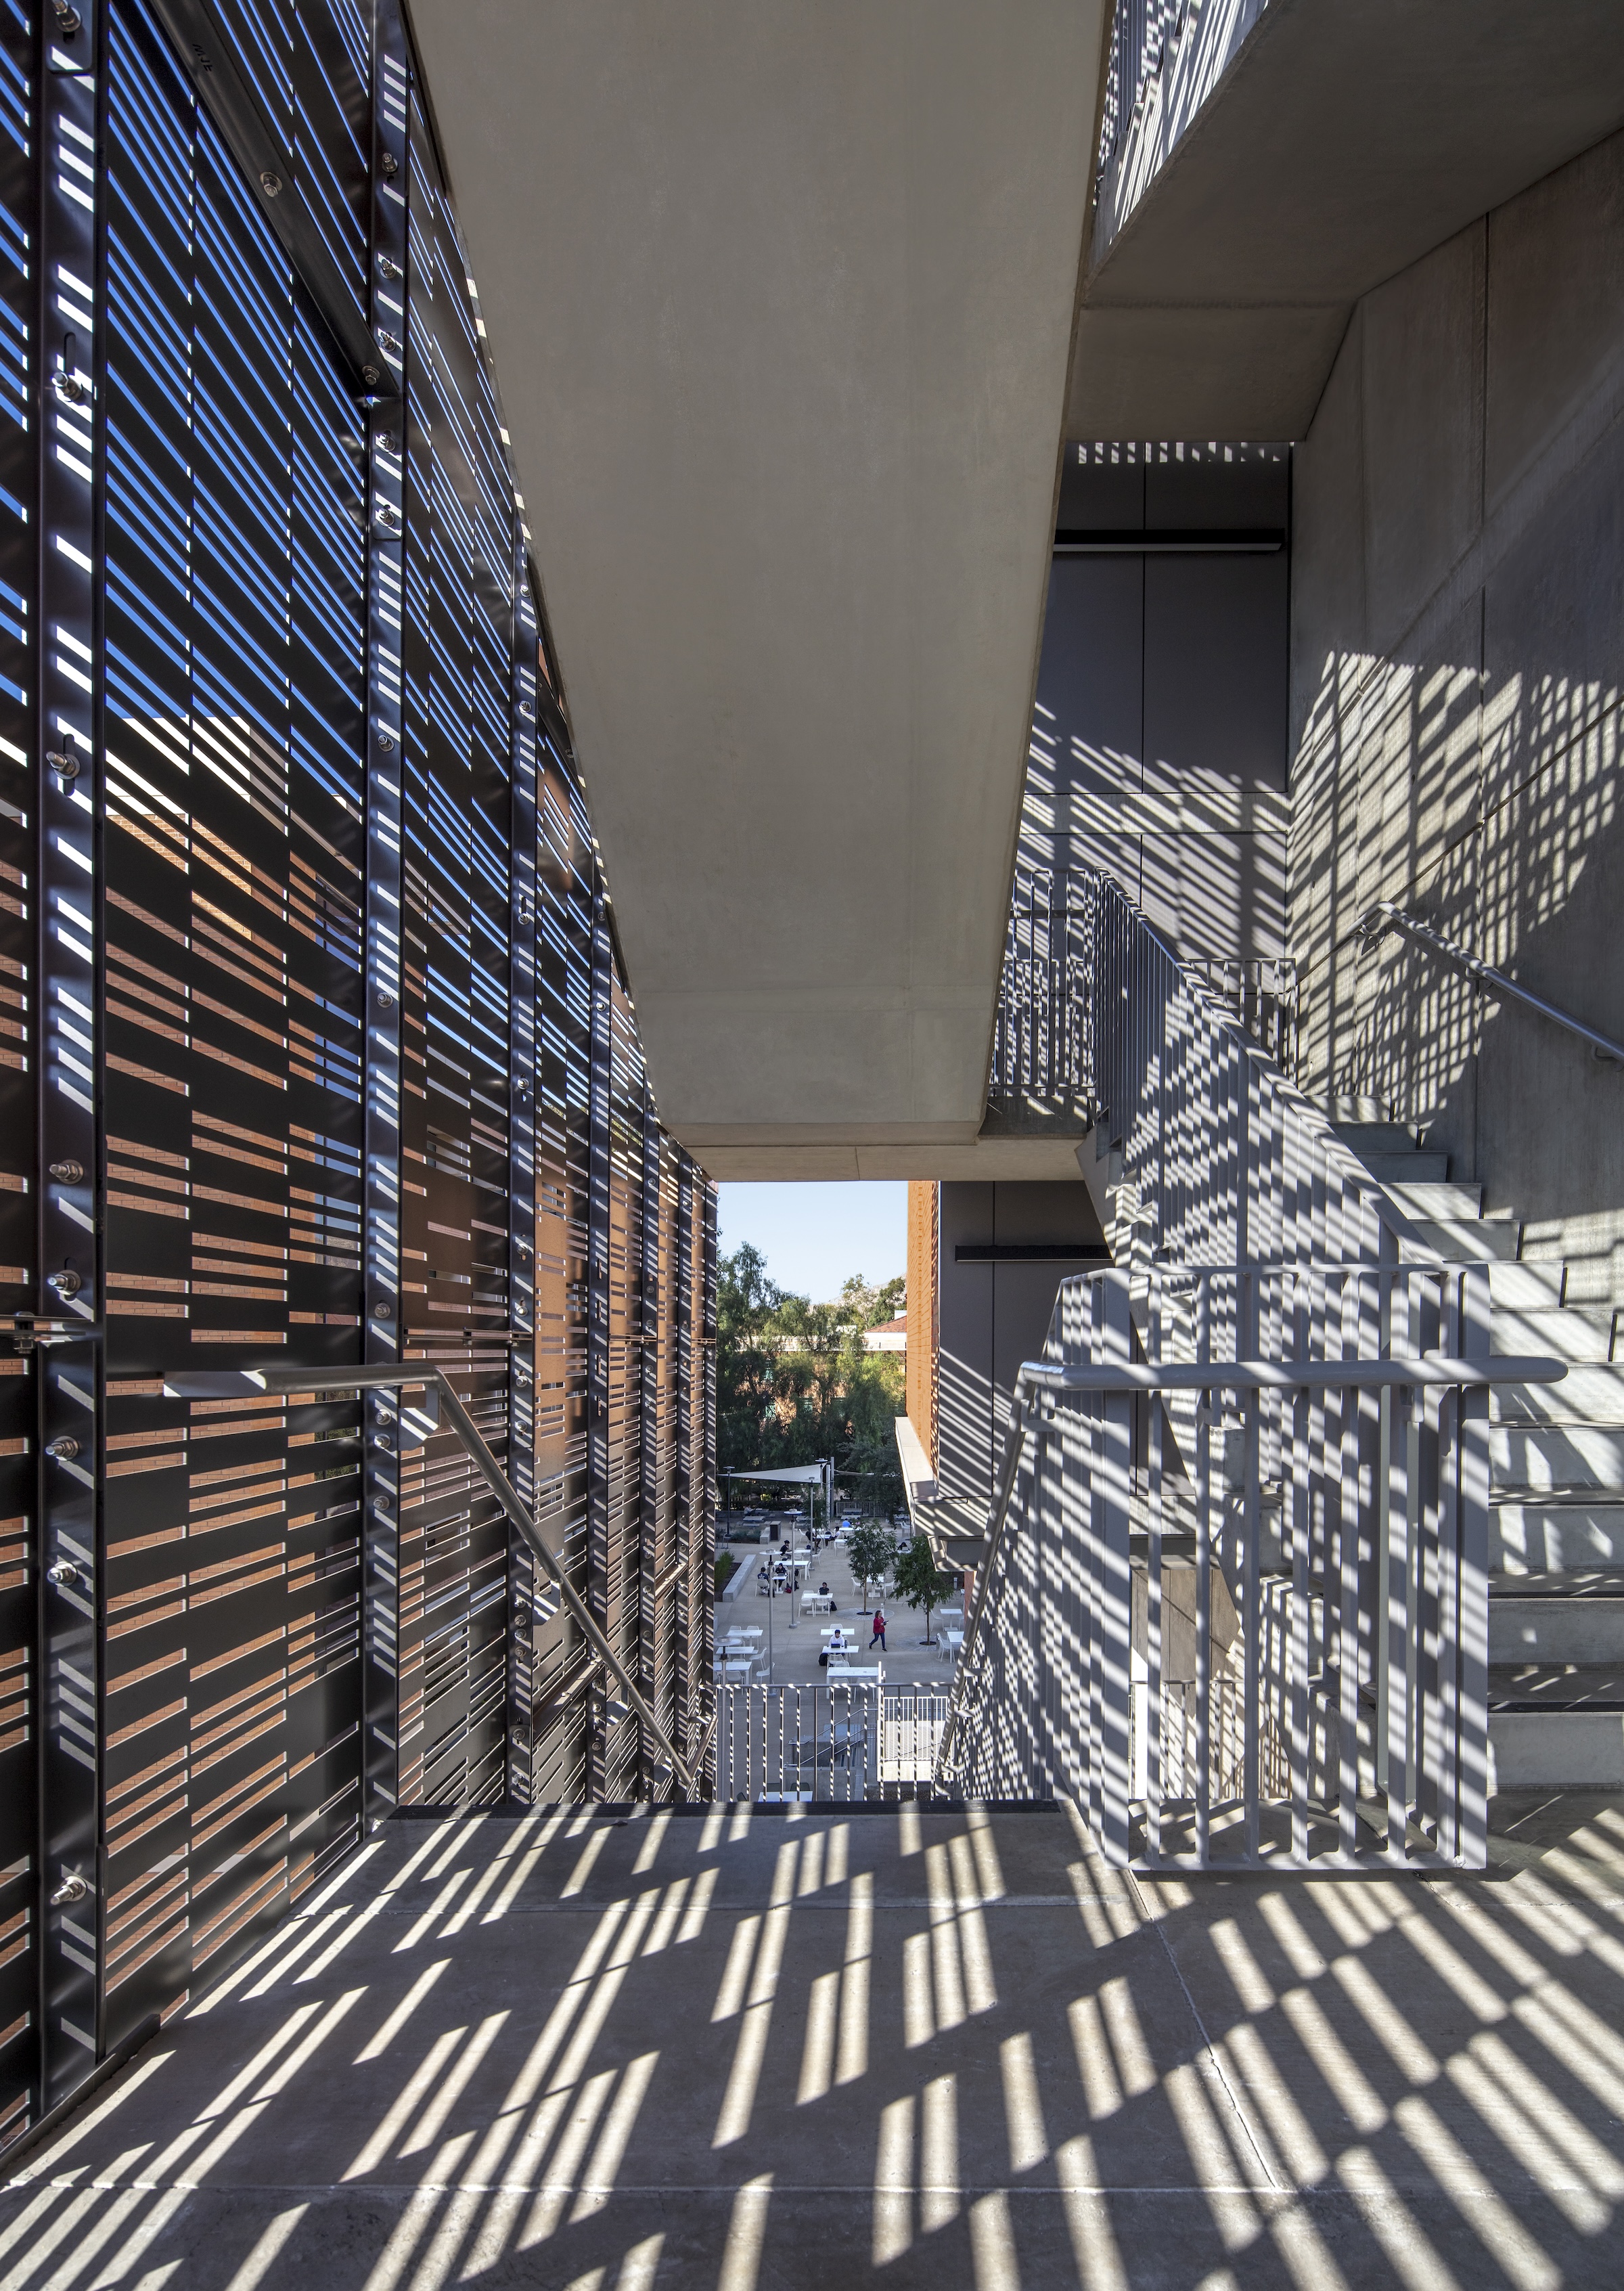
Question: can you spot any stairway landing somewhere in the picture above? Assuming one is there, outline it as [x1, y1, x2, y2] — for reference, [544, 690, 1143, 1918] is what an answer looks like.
[4, 1800, 1624, 2289]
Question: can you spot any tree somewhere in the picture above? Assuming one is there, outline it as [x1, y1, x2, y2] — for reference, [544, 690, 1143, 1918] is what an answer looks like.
[846, 1522, 893, 1614]
[714, 1246, 907, 1514]
[892, 1533, 957, 1644]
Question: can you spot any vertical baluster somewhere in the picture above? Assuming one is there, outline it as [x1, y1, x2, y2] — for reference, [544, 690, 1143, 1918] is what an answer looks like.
[1290, 1299, 1311, 1865]
[1242, 1368, 1261, 1864]
[1338, 1277, 1362, 1863]
[1146, 1271, 1164, 1864]
[1386, 1373, 1412, 1863]
[1196, 1276, 1212, 1867]
[1458, 1264, 1491, 1869]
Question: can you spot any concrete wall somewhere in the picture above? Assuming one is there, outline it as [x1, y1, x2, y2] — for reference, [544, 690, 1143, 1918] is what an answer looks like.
[1289, 127, 1624, 1302]
[935, 1180, 1106, 1524]
[1029, 443, 1290, 969]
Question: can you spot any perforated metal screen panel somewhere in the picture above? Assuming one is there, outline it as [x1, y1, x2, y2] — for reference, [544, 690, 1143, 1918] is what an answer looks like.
[0, 0, 716, 2154]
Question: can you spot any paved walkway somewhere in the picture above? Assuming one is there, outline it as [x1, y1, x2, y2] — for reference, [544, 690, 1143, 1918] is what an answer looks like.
[5, 1793, 1624, 2288]
[717, 1534, 952, 1687]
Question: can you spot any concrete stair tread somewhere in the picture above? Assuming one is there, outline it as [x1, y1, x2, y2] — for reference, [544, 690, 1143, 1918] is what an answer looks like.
[1491, 1306, 1613, 1362]
[1330, 1121, 1423, 1153]
[1352, 1151, 1451, 1182]
[1383, 1179, 1486, 1216]
[1493, 1366, 1624, 1424]
[1489, 1572, 1624, 1597]
[1403, 1217, 1522, 1261]
[1489, 1665, 1624, 1710]
[1487, 1262, 1566, 1306]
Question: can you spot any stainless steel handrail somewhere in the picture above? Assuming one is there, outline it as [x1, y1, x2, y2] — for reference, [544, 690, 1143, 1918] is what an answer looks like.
[166, 1364, 715, 1799]
[932, 1346, 1568, 1789]
[1359, 901, 1624, 1066]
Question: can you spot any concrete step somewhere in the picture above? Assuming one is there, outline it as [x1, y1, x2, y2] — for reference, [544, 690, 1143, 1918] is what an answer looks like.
[1489, 1582, 1624, 1664]
[1490, 1305, 1614, 1362]
[1493, 1364, 1624, 1425]
[1487, 1261, 1566, 1308]
[1493, 1423, 1624, 1490]
[1490, 1704, 1624, 1788]
[1330, 1121, 1424, 1156]
[1490, 1663, 1624, 1790]
[1492, 1501, 1624, 1572]
[1351, 1151, 1452, 1182]
[1383, 1180, 1485, 1218]
[1327, 1096, 1390, 1124]
[1401, 1216, 1522, 1262]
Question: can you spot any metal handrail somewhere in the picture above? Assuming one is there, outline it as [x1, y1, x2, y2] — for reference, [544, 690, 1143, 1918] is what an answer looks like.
[932, 1345, 1567, 1789]
[1359, 902, 1624, 1066]
[165, 1363, 715, 1799]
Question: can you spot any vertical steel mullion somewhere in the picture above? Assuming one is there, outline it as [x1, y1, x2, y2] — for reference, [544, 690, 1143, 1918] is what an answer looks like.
[505, 560, 539, 1804]
[638, 1086, 660, 1797]
[360, 1, 409, 1829]
[585, 887, 613, 1798]
[36, 0, 106, 2107]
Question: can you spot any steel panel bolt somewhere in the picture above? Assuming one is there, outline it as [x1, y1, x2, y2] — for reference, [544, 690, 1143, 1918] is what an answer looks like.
[49, 1159, 83, 1183]
[49, 1873, 90, 1907]
[46, 1560, 80, 1586]
[46, 1269, 81, 1299]
[260, 171, 281, 198]
[46, 1437, 78, 1462]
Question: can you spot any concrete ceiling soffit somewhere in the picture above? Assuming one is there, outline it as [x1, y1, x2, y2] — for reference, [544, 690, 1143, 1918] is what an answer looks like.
[1068, 0, 1624, 443]
[406, 0, 1106, 1140]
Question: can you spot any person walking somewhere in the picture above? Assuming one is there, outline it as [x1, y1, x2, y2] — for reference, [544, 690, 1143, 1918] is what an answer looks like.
[869, 1605, 886, 1653]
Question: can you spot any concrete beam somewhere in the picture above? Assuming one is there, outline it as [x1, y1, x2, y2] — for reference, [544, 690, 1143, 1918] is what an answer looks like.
[689, 1136, 1096, 1182]
[408, 1, 1104, 1150]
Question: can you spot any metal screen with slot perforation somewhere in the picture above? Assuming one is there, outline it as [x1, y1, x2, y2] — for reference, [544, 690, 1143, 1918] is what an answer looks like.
[0, 0, 715, 2154]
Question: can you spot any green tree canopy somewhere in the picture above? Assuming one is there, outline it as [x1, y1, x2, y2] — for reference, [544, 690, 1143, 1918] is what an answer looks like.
[717, 1245, 906, 1517]
[892, 1534, 957, 1643]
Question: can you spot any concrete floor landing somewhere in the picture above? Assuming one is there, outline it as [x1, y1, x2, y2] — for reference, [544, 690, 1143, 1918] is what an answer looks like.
[6, 1794, 1624, 2288]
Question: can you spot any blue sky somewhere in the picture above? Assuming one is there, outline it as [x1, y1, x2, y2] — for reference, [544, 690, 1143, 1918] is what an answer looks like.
[717, 1182, 907, 1306]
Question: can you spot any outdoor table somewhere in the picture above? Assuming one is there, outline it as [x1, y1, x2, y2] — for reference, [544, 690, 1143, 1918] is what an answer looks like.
[827, 1663, 880, 1682]
[721, 1658, 755, 1684]
[802, 1592, 833, 1614]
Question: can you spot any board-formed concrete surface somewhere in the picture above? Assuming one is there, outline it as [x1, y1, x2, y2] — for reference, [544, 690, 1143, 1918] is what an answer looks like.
[5, 1794, 1624, 2288]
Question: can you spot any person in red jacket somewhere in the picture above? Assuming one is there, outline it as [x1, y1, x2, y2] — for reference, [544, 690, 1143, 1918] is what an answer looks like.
[869, 1606, 886, 1652]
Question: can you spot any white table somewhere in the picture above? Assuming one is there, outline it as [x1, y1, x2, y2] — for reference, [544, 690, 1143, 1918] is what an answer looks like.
[827, 1663, 880, 1682]
[719, 1656, 756, 1685]
[802, 1592, 834, 1615]
[941, 1630, 963, 1664]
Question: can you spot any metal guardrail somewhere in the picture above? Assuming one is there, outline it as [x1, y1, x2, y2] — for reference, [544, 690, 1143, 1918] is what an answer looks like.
[987, 868, 1299, 1115]
[1358, 901, 1624, 1067]
[936, 1266, 1566, 1871]
[712, 1682, 950, 1802]
[166, 1365, 715, 1800]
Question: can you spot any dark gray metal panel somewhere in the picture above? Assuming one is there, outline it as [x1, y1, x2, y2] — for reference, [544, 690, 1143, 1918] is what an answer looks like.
[1143, 554, 1289, 792]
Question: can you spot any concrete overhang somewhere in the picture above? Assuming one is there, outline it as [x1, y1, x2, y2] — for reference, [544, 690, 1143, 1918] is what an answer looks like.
[407, 1, 1105, 1172]
[690, 1134, 1096, 1182]
[1072, 0, 1624, 440]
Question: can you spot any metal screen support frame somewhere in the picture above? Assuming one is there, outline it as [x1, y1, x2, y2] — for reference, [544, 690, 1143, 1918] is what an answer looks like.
[585, 887, 614, 1794]
[504, 561, 540, 1804]
[359, 0, 409, 1830]
[35, 0, 107, 2110]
